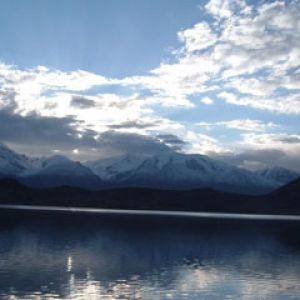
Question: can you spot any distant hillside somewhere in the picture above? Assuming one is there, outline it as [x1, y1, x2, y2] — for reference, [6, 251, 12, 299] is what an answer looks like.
[263, 178, 300, 213]
[0, 178, 299, 215]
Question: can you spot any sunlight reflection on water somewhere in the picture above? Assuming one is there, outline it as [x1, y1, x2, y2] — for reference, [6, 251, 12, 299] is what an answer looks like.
[0, 212, 300, 299]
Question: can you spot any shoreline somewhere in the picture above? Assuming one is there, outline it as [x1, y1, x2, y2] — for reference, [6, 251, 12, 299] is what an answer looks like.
[1, 204, 300, 221]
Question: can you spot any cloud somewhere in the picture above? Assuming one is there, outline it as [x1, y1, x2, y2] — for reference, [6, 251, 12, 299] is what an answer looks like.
[156, 134, 187, 151]
[210, 131, 300, 172]
[95, 131, 173, 157]
[205, 0, 249, 19]
[70, 96, 96, 109]
[200, 97, 214, 105]
[242, 133, 300, 147]
[0, 63, 111, 92]
[156, 134, 186, 145]
[0, 0, 299, 169]
[0, 104, 183, 159]
[197, 119, 277, 132]
[183, 130, 229, 155]
[232, 133, 300, 171]
[0, 108, 176, 159]
[178, 22, 217, 52]
[107, 120, 163, 130]
[120, 0, 300, 115]
[217, 92, 300, 115]
[0, 88, 18, 111]
[0, 109, 96, 156]
[213, 148, 300, 172]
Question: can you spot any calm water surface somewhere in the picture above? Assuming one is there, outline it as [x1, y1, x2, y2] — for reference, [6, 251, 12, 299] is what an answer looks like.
[0, 210, 300, 299]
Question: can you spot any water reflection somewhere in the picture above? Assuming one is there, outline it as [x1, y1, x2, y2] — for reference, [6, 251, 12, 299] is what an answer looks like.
[0, 212, 300, 299]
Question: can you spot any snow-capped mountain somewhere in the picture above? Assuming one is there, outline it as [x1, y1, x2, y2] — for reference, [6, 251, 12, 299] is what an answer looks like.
[85, 152, 277, 194]
[36, 155, 94, 177]
[0, 143, 290, 194]
[255, 167, 299, 186]
[0, 144, 102, 189]
[21, 155, 103, 189]
[0, 143, 40, 176]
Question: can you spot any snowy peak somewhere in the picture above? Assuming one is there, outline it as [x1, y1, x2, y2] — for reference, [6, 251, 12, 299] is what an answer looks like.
[86, 152, 277, 194]
[0, 144, 93, 177]
[85, 153, 149, 180]
[0, 144, 102, 189]
[0, 143, 296, 194]
[37, 155, 94, 176]
[0, 143, 36, 176]
[255, 167, 299, 186]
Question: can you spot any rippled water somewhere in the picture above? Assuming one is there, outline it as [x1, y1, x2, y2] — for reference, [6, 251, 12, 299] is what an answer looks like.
[0, 210, 300, 299]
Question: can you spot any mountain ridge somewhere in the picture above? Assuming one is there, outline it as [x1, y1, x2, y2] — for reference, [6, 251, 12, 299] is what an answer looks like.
[85, 152, 277, 194]
[255, 167, 299, 186]
[0, 143, 298, 194]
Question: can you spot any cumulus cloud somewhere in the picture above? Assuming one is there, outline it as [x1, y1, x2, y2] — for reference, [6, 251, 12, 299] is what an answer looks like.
[178, 22, 217, 52]
[205, 0, 249, 19]
[0, 63, 111, 92]
[0, 0, 299, 169]
[122, 0, 300, 115]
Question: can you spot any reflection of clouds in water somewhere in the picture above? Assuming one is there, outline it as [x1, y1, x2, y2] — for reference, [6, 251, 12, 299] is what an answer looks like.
[0, 219, 300, 299]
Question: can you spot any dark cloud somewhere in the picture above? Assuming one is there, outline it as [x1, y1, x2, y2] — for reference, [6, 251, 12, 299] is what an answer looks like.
[215, 149, 285, 166]
[108, 120, 162, 130]
[0, 109, 174, 159]
[0, 88, 18, 111]
[272, 136, 300, 144]
[107, 99, 136, 109]
[1, 107, 299, 171]
[156, 134, 186, 152]
[43, 102, 58, 110]
[156, 134, 186, 145]
[70, 96, 96, 109]
[0, 109, 98, 156]
[97, 131, 173, 156]
[212, 149, 300, 172]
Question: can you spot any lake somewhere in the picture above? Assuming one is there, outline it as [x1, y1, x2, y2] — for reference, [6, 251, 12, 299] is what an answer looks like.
[0, 209, 300, 299]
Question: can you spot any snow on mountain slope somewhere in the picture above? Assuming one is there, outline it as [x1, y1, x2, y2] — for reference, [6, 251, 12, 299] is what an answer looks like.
[86, 152, 277, 194]
[37, 155, 95, 176]
[0, 144, 94, 178]
[255, 167, 299, 186]
[0, 143, 40, 176]
[85, 154, 149, 180]
[22, 155, 103, 189]
[0, 143, 286, 193]
[0, 144, 102, 189]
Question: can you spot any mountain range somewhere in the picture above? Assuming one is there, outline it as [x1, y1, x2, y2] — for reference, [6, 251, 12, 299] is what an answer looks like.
[0, 143, 299, 195]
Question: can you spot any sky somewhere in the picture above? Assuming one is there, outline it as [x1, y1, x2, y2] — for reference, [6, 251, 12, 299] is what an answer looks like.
[0, 0, 300, 171]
